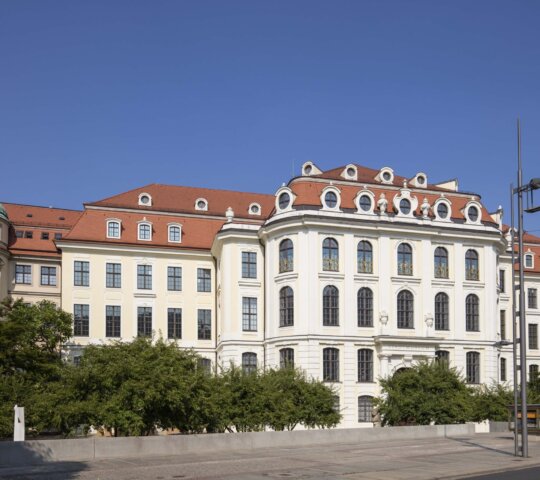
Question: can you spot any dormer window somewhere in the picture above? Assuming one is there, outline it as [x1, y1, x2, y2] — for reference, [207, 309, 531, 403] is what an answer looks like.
[195, 198, 208, 211]
[359, 195, 372, 212]
[325, 191, 338, 208]
[525, 253, 534, 269]
[399, 199, 411, 215]
[138, 222, 152, 241]
[342, 164, 357, 180]
[320, 186, 341, 211]
[304, 164, 312, 175]
[301, 161, 321, 176]
[411, 172, 428, 188]
[378, 167, 394, 184]
[279, 192, 290, 209]
[138, 193, 152, 207]
[433, 197, 452, 222]
[464, 199, 482, 225]
[168, 224, 182, 243]
[249, 203, 261, 216]
[107, 220, 121, 239]
[437, 203, 449, 219]
[468, 206, 479, 222]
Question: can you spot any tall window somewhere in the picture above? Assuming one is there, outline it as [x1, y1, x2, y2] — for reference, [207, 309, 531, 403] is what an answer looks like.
[357, 287, 373, 327]
[197, 268, 211, 292]
[73, 304, 89, 336]
[529, 324, 538, 350]
[168, 308, 182, 339]
[197, 309, 211, 340]
[357, 241, 373, 274]
[434, 292, 449, 330]
[397, 290, 414, 329]
[15, 264, 32, 284]
[525, 254, 534, 268]
[358, 349, 373, 382]
[242, 297, 257, 331]
[105, 305, 121, 338]
[106, 263, 121, 288]
[500, 311, 506, 341]
[137, 265, 152, 290]
[322, 238, 339, 271]
[529, 288, 538, 309]
[242, 252, 257, 279]
[397, 243, 413, 276]
[168, 225, 181, 243]
[434, 247, 449, 279]
[198, 358, 212, 373]
[279, 239, 294, 273]
[107, 221, 120, 238]
[40, 266, 57, 286]
[167, 266, 182, 291]
[279, 286, 294, 327]
[435, 350, 450, 364]
[466, 294, 480, 331]
[137, 307, 152, 337]
[323, 347, 339, 382]
[323, 285, 339, 326]
[499, 269, 505, 292]
[530, 364, 539, 381]
[279, 348, 294, 368]
[465, 250, 479, 281]
[466, 351, 480, 384]
[358, 396, 373, 423]
[138, 223, 151, 241]
[74, 261, 89, 286]
[500, 358, 507, 382]
[242, 352, 257, 374]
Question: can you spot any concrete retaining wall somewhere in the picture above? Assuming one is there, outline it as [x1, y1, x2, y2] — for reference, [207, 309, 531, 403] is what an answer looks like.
[0, 424, 474, 467]
[489, 421, 510, 433]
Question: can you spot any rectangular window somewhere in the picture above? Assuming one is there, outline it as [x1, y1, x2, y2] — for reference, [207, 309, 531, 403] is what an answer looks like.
[73, 304, 89, 336]
[197, 268, 211, 292]
[529, 324, 538, 350]
[54, 233, 62, 240]
[40, 266, 57, 286]
[137, 265, 152, 290]
[167, 266, 182, 291]
[529, 288, 538, 309]
[167, 308, 182, 339]
[106, 263, 121, 288]
[241, 252, 257, 279]
[499, 269, 505, 293]
[74, 261, 89, 287]
[24, 231, 33, 239]
[41, 232, 49, 240]
[197, 309, 211, 340]
[15, 264, 32, 284]
[242, 297, 257, 331]
[137, 307, 152, 337]
[105, 305, 121, 338]
[500, 310, 506, 341]
[500, 358, 507, 382]
[15, 230, 23, 238]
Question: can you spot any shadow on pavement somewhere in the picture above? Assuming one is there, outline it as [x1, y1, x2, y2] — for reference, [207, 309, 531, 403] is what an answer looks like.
[448, 436, 516, 457]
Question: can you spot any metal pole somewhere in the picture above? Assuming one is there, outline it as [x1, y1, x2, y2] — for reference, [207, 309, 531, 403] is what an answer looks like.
[517, 118, 528, 457]
[510, 183, 519, 456]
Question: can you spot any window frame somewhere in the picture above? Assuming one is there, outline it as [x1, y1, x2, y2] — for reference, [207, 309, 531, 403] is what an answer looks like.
[528, 288, 538, 309]
[358, 395, 374, 423]
[465, 294, 480, 332]
[466, 351, 480, 384]
[279, 348, 294, 369]
[168, 224, 182, 243]
[40, 266, 57, 286]
[322, 237, 339, 272]
[137, 306, 152, 337]
[465, 249, 479, 281]
[323, 285, 339, 326]
[242, 352, 258, 374]
[197, 268, 211, 292]
[15, 264, 32, 284]
[357, 287, 373, 327]
[197, 309, 212, 340]
[357, 240, 373, 274]
[241, 251, 257, 279]
[167, 307, 182, 339]
[242, 297, 258, 332]
[106, 219, 121, 239]
[322, 347, 340, 382]
[279, 239, 294, 273]
[529, 324, 538, 350]
[137, 264, 152, 290]
[397, 290, 414, 329]
[74, 261, 90, 287]
[434, 292, 449, 331]
[73, 303, 90, 337]
[106, 262, 121, 288]
[397, 243, 413, 276]
[434, 247, 449, 279]
[279, 286, 294, 327]
[357, 349, 374, 383]
[105, 305, 121, 338]
[137, 222, 152, 241]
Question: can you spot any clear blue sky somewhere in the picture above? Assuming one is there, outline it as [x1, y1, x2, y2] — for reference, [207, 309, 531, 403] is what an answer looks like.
[1, 0, 540, 231]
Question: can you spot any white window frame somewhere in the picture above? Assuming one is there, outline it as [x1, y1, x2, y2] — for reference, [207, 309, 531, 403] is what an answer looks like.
[320, 186, 341, 212]
[106, 219, 122, 239]
[354, 189, 376, 215]
[378, 167, 394, 185]
[524, 253, 534, 269]
[275, 186, 295, 213]
[137, 221, 152, 241]
[195, 198, 208, 211]
[464, 200, 483, 225]
[433, 198, 452, 222]
[248, 202, 262, 216]
[342, 164, 357, 180]
[138, 192, 152, 207]
[168, 223, 182, 243]
[393, 189, 418, 218]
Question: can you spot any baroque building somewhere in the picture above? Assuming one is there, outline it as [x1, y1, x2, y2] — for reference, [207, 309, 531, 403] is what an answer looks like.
[1, 162, 539, 428]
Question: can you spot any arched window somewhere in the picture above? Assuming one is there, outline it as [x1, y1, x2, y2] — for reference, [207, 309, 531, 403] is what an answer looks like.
[357, 287, 373, 327]
[434, 247, 449, 279]
[358, 396, 374, 423]
[358, 349, 373, 382]
[466, 351, 480, 384]
[357, 240, 373, 274]
[242, 352, 257, 374]
[465, 250, 479, 281]
[107, 220, 120, 238]
[168, 225, 181, 243]
[397, 243, 413, 276]
[279, 239, 294, 273]
[397, 290, 414, 329]
[138, 223, 151, 241]
[435, 292, 449, 330]
[435, 350, 450, 364]
[323, 347, 339, 382]
[323, 285, 339, 326]
[466, 294, 480, 331]
[279, 348, 294, 369]
[322, 237, 339, 271]
[279, 286, 294, 327]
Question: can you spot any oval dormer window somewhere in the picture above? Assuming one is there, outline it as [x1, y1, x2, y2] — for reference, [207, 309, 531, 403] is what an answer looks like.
[437, 203, 449, 219]
[324, 191, 338, 208]
[382, 171, 392, 182]
[250, 204, 260, 215]
[417, 175, 426, 186]
[468, 206, 479, 222]
[140, 195, 150, 205]
[400, 198, 411, 215]
[346, 167, 355, 177]
[278, 192, 291, 210]
[304, 164, 312, 175]
[359, 195, 372, 212]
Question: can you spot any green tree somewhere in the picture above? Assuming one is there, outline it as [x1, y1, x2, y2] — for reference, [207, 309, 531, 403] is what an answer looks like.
[375, 361, 473, 426]
[470, 383, 513, 422]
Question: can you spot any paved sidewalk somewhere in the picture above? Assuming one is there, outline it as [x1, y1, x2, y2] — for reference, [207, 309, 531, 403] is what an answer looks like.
[0, 433, 539, 479]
